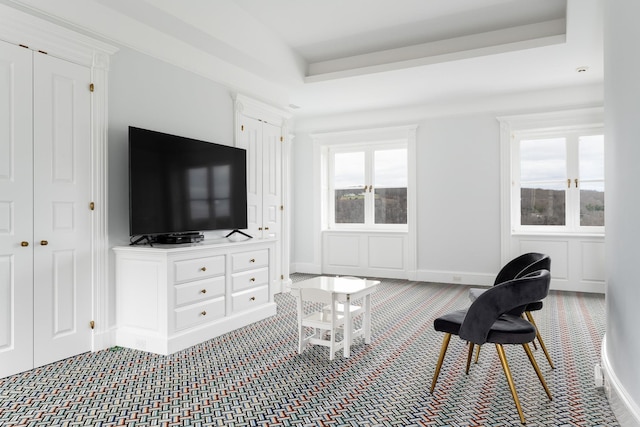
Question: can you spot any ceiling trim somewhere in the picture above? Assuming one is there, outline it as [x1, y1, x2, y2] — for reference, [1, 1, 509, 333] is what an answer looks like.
[306, 19, 566, 82]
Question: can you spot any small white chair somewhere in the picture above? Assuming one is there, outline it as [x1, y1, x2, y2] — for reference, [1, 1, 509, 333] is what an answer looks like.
[295, 287, 346, 360]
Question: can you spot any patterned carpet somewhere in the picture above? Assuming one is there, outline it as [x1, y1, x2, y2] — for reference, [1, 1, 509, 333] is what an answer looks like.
[0, 274, 617, 426]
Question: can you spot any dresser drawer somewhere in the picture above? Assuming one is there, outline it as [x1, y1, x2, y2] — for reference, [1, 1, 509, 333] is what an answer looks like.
[175, 276, 225, 306]
[231, 250, 268, 272]
[174, 297, 225, 331]
[231, 285, 269, 314]
[174, 255, 225, 283]
[232, 267, 269, 293]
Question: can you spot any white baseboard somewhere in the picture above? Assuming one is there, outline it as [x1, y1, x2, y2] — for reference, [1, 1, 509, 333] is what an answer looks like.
[601, 335, 640, 426]
[414, 269, 494, 286]
[92, 326, 117, 352]
[291, 263, 322, 275]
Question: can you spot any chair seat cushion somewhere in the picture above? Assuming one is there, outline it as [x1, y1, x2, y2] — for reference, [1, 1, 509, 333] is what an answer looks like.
[434, 311, 536, 345]
[433, 309, 466, 335]
[485, 314, 536, 344]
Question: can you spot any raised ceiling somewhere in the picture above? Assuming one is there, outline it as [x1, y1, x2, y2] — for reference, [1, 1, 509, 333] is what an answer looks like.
[3, 0, 603, 118]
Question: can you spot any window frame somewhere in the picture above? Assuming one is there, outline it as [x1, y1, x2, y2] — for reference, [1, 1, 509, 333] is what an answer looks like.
[327, 141, 409, 230]
[512, 127, 604, 234]
[499, 110, 605, 242]
[311, 125, 417, 235]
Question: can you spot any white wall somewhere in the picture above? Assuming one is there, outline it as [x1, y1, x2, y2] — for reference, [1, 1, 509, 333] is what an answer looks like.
[291, 113, 502, 282]
[107, 47, 236, 326]
[416, 115, 501, 278]
[603, 0, 640, 424]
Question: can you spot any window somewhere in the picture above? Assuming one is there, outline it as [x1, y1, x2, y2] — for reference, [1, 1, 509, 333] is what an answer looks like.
[512, 128, 604, 232]
[313, 125, 416, 232]
[330, 144, 408, 228]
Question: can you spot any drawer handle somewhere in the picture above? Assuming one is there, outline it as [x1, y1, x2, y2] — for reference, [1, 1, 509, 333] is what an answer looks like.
[249, 258, 255, 263]
[21, 241, 29, 247]
[250, 277, 256, 282]
[201, 311, 207, 316]
[200, 289, 207, 294]
[200, 267, 207, 272]
[250, 296, 256, 301]
[40, 240, 48, 246]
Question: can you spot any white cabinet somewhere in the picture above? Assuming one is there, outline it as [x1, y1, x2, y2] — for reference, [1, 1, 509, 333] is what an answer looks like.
[234, 94, 292, 292]
[113, 239, 277, 355]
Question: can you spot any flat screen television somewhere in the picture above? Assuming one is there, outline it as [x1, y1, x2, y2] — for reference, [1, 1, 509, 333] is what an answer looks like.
[128, 126, 248, 239]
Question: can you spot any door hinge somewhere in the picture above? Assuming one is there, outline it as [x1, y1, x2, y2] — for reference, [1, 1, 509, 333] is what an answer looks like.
[89, 202, 95, 211]
[241, 125, 244, 131]
[281, 275, 284, 280]
[89, 83, 95, 92]
[90, 320, 95, 329]
[280, 136, 284, 142]
[280, 205, 284, 211]
[38, 50, 48, 55]
[19, 44, 29, 49]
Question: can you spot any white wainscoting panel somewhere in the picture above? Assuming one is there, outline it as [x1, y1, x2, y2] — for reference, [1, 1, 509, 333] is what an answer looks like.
[322, 231, 407, 279]
[324, 234, 360, 267]
[581, 241, 606, 282]
[368, 235, 404, 270]
[513, 234, 605, 293]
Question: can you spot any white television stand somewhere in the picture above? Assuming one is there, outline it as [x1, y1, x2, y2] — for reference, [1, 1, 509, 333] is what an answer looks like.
[113, 238, 277, 355]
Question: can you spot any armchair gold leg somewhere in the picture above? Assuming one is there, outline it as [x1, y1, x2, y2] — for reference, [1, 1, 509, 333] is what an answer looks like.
[495, 344, 526, 425]
[525, 311, 555, 369]
[466, 342, 474, 374]
[522, 343, 553, 401]
[474, 344, 481, 364]
[430, 333, 452, 393]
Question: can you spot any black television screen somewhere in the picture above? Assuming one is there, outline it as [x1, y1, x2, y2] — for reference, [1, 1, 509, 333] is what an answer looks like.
[129, 127, 248, 237]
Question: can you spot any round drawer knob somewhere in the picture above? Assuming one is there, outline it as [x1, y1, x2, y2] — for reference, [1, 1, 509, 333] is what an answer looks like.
[200, 267, 207, 272]
[201, 311, 207, 316]
[250, 277, 256, 282]
[249, 258, 255, 263]
[200, 289, 207, 294]
[21, 241, 29, 247]
[250, 296, 256, 301]
[40, 240, 48, 246]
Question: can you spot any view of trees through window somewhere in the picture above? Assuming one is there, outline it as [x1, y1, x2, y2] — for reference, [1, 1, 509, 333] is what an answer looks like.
[520, 187, 604, 226]
[335, 188, 407, 224]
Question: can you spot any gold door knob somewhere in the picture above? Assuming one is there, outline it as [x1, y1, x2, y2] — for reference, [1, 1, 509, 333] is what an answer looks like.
[200, 289, 207, 294]
[201, 311, 207, 316]
[40, 240, 48, 246]
[21, 241, 29, 247]
[200, 267, 206, 272]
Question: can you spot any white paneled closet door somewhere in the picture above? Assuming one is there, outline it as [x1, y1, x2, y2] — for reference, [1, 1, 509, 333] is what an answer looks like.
[0, 40, 35, 378]
[240, 116, 262, 239]
[261, 122, 282, 282]
[236, 116, 283, 284]
[32, 53, 92, 367]
[0, 42, 92, 377]
[261, 122, 282, 242]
